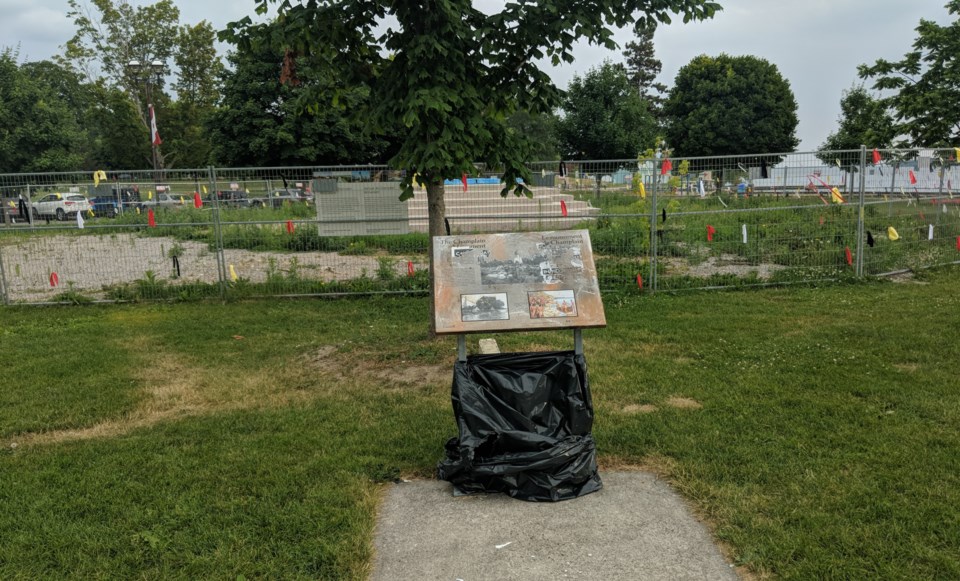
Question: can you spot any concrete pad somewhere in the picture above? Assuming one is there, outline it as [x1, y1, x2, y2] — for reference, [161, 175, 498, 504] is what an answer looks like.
[371, 471, 739, 581]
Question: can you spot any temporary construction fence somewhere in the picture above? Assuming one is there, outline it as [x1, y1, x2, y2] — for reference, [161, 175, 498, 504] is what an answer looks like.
[1, 147, 959, 305]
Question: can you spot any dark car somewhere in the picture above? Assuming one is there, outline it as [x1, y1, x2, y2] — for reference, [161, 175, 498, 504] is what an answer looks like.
[207, 191, 254, 208]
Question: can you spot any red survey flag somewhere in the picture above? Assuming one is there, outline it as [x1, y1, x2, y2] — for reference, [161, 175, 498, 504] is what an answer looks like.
[407, 261, 415, 276]
[461, 173, 468, 192]
[193, 192, 202, 209]
[909, 170, 917, 185]
[845, 247, 853, 266]
[661, 159, 673, 175]
[872, 148, 881, 165]
[147, 208, 156, 228]
[636, 274, 643, 290]
[706, 225, 716, 242]
[149, 104, 162, 145]
[286, 220, 295, 234]
[49, 272, 59, 287]
[560, 200, 568, 217]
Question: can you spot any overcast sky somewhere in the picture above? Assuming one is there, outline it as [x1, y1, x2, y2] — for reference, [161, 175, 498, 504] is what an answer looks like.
[1, 1, 952, 151]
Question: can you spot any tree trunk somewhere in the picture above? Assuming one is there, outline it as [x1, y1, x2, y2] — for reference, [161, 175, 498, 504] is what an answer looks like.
[426, 181, 446, 336]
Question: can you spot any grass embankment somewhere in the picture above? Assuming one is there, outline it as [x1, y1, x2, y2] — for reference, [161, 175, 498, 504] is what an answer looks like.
[1, 269, 959, 579]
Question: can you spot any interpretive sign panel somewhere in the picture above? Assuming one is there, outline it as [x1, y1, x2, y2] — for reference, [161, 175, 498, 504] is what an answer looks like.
[433, 230, 606, 335]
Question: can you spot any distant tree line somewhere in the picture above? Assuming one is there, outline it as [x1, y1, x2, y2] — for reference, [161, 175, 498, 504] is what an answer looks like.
[2, 0, 955, 175]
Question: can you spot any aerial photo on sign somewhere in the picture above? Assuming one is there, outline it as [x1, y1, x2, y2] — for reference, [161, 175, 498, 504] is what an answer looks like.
[433, 230, 606, 334]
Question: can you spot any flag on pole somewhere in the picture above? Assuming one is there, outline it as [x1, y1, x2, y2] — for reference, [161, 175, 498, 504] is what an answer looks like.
[407, 261, 415, 277]
[77, 211, 84, 229]
[286, 220, 295, 234]
[461, 173, 468, 192]
[830, 187, 846, 204]
[887, 226, 900, 241]
[698, 179, 706, 198]
[741, 224, 747, 244]
[560, 200, 568, 217]
[147, 208, 156, 228]
[49, 272, 59, 287]
[149, 104, 162, 145]
[872, 149, 881, 165]
[845, 247, 853, 266]
[636, 274, 643, 290]
[661, 159, 672, 175]
[909, 170, 917, 185]
[194, 192, 202, 209]
[929, 224, 935, 240]
[706, 225, 716, 242]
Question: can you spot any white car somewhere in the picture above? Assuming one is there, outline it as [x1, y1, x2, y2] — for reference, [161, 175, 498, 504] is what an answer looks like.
[32, 193, 93, 221]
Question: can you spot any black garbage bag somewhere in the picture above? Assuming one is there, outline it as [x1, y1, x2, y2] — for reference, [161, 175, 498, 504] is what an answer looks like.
[437, 350, 602, 502]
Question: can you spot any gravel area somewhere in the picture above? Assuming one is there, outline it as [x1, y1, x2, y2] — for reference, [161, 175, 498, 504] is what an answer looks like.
[0, 233, 425, 302]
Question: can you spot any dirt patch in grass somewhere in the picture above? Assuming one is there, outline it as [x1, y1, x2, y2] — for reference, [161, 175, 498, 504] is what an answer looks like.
[666, 396, 703, 410]
[374, 364, 450, 387]
[893, 363, 920, 373]
[1, 233, 426, 302]
[663, 254, 786, 280]
[622, 404, 659, 414]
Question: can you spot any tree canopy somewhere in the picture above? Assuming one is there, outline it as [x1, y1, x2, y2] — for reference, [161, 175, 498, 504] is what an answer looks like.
[556, 60, 657, 160]
[224, 0, 722, 230]
[819, 85, 896, 154]
[663, 53, 798, 157]
[207, 22, 397, 167]
[623, 22, 667, 121]
[858, 0, 960, 147]
[0, 50, 88, 172]
[64, 0, 223, 168]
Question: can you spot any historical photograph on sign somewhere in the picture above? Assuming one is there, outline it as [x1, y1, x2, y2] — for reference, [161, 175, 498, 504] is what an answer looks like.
[433, 231, 606, 334]
[461, 293, 510, 322]
[528, 290, 578, 319]
[479, 250, 562, 285]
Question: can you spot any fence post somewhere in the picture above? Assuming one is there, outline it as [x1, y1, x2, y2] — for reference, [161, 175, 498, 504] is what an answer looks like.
[649, 173, 659, 292]
[0, 243, 9, 305]
[856, 145, 867, 277]
[209, 166, 227, 299]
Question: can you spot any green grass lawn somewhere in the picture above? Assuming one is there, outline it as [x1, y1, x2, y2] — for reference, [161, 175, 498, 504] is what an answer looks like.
[2, 268, 960, 579]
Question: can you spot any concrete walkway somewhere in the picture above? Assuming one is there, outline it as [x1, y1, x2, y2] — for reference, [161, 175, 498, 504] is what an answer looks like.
[371, 471, 740, 581]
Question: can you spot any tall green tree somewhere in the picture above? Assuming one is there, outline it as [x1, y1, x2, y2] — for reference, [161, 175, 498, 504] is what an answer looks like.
[858, 0, 960, 147]
[64, 0, 180, 168]
[0, 51, 88, 172]
[623, 22, 667, 120]
[208, 22, 395, 167]
[224, 0, 721, 245]
[507, 110, 560, 162]
[556, 60, 657, 160]
[64, 0, 222, 169]
[664, 53, 798, 157]
[165, 22, 224, 167]
[819, 85, 896, 155]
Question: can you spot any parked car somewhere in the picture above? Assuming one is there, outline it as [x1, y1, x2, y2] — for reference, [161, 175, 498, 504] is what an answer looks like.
[2, 197, 24, 224]
[32, 193, 93, 221]
[139, 192, 182, 210]
[262, 188, 313, 208]
[207, 191, 254, 208]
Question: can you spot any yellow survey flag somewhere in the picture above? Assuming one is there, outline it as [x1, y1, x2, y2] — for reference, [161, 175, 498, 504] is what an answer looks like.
[87, 209, 94, 218]
[148, 191, 153, 200]
[887, 226, 900, 241]
[179, 196, 185, 204]
[136, 207, 141, 215]
[830, 187, 845, 204]
[638, 182, 646, 199]
[202, 185, 208, 194]
[229, 264, 238, 282]
[93, 170, 107, 187]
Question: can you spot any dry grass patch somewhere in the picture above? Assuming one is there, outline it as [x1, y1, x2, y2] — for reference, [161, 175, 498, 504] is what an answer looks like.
[621, 404, 659, 414]
[666, 396, 703, 410]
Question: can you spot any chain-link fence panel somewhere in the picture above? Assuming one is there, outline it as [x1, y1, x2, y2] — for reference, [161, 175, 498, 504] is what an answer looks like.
[2, 149, 959, 304]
